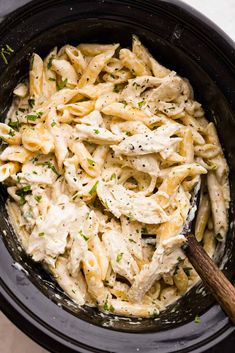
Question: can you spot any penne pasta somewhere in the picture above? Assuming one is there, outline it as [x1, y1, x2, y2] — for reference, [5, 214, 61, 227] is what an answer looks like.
[1, 38, 230, 318]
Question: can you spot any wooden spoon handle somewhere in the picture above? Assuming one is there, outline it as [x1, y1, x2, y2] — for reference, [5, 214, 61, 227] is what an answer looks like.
[185, 235, 235, 324]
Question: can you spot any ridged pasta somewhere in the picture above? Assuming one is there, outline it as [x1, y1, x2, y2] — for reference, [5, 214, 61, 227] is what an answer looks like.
[1, 35, 229, 318]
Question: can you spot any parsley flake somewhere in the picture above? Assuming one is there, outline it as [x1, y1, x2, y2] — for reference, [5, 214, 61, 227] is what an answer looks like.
[103, 295, 115, 312]
[194, 315, 201, 324]
[28, 98, 35, 108]
[39, 232, 45, 237]
[8, 119, 20, 130]
[16, 185, 32, 205]
[57, 78, 68, 90]
[113, 84, 122, 93]
[79, 230, 89, 241]
[36, 161, 59, 176]
[89, 180, 99, 195]
[8, 129, 15, 137]
[94, 129, 100, 134]
[116, 252, 124, 263]
[25, 111, 43, 122]
[34, 195, 42, 203]
[110, 173, 116, 180]
[87, 158, 96, 167]
[183, 267, 192, 276]
[138, 101, 145, 108]
[1, 45, 14, 65]
[47, 54, 55, 69]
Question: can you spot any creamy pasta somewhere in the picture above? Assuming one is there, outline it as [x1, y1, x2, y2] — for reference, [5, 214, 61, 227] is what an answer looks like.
[1, 36, 230, 317]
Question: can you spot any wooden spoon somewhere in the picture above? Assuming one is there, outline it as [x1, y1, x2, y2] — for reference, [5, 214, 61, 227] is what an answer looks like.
[182, 179, 235, 324]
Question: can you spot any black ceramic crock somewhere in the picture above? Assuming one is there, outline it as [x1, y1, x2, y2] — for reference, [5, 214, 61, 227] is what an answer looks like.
[0, 0, 235, 352]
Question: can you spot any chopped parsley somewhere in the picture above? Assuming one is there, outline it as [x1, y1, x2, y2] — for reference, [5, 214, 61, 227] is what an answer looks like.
[18, 108, 26, 113]
[125, 131, 131, 136]
[116, 252, 124, 263]
[89, 180, 99, 195]
[110, 173, 116, 180]
[38, 232, 45, 237]
[34, 195, 42, 203]
[49, 77, 56, 81]
[16, 185, 32, 205]
[194, 315, 201, 324]
[113, 83, 122, 93]
[129, 238, 137, 244]
[51, 121, 56, 127]
[25, 111, 43, 122]
[79, 230, 89, 241]
[47, 54, 55, 69]
[183, 267, 192, 276]
[8, 129, 15, 137]
[36, 161, 59, 176]
[8, 119, 20, 130]
[93, 129, 100, 134]
[28, 98, 35, 108]
[177, 256, 183, 262]
[103, 295, 115, 312]
[138, 101, 145, 108]
[0, 45, 14, 65]
[122, 100, 128, 108]
[87, 158, 96, 167]
[57, 78, 68, 90]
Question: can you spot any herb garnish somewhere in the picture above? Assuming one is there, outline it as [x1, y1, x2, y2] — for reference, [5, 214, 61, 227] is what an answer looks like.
[28, 98, 35, 108]
[89, 180, 99, 195]
[34, 195, 42, 203]
[103, 295, 115, 312]
[36, 161, 59, 176]
[47, 54, 55, 69]
[183, 267, 192, 276]
[25, 111, 43, 122]
[0, 45, 14, 65]
[8, 129, 15, 137]
[8, 119, 20, 130]
[79, 230, 89, 241]
[138, 101, 145, 108]
[116, 252, 124, 263]
[87, 158, 96, 167]
[194, 315, 201, 324]
[57, 78, 68, 90]
[110, 173, 116, 180]
[16, 185, 32, 205]
[113, 84, 122, 93]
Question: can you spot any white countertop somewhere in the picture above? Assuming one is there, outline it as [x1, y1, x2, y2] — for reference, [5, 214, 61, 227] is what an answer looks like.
[1, 1, 235, 352]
